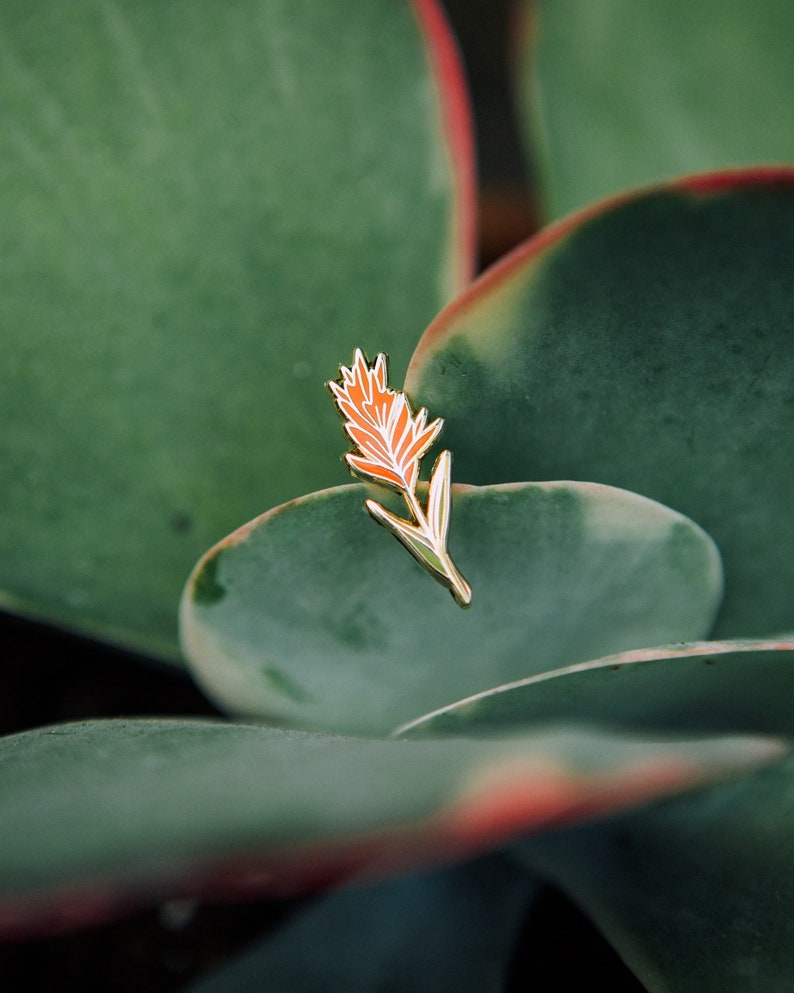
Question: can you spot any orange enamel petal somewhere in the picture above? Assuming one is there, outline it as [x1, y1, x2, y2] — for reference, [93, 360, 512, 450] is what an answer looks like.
[345, 424, 393, 464]
[332, 351, 442, 495]
[346, 453, 405, 489]
[403, 418, 443, 465]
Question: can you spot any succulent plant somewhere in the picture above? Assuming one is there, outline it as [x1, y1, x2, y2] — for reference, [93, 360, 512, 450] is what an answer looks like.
[1, 2, 793, 991]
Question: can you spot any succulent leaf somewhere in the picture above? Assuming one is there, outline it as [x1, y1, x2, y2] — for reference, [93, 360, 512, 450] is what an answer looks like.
[399, 638, 794, 738]
[406, 171, 794, 638]
[183, 858, 537, 993]
[519, 750, 794, 993]
[521, 0, 794, 217]
[180, 481, 722, 736]
[0, 717, 779, 939]
[0, 0, 474, 660]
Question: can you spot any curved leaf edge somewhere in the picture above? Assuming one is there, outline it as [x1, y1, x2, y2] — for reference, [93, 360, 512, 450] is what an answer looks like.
[405, 165, 794, 386]
[411, 0, 478, 290]
[395, 637, 794, 737]
[0, 717, 782, 940]
[179, 477, 723, 677]
[180, 476, 721, 599]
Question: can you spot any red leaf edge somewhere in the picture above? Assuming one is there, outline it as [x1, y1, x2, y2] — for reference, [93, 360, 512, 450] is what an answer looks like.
[1, 743, 780, 941]
[411, 0, 478, 290]
[406, 166, 794, 379]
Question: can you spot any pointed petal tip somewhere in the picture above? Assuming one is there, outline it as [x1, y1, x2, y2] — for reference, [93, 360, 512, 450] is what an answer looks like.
[453, 587, 473, 609]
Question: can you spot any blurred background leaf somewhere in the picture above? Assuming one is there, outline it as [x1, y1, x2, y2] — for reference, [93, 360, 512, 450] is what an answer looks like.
[0, 717, 777, 938]
[0, 0, 474, 661]
[519, 0, 794, 218]
[184, 857, 537, 993]
[519, 750, 794, 993]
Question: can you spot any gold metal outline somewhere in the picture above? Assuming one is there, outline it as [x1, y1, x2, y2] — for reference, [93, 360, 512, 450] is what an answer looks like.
[328, 349, 472, 608]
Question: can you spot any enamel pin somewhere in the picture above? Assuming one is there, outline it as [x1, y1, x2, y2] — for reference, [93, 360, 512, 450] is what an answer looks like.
[328, 349, 472, 608]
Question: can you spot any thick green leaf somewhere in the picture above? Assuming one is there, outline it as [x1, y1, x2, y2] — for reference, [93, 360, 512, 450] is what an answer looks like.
[522, 0, 794, 217]
[180, 481, 721, 736]
[399, 638, 794, 737]
[519, 752, 794, 993]
[0, 717, 779, 939]
[185, 856, 537, 993]
[406, 173, 794, 638]
[0, 0, 474, 660]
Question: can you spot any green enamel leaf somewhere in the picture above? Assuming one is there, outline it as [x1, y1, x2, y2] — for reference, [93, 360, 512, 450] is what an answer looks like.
[180, 481, 721, 736]
[406, 174, 794, 639]
[0, 717, 779, 937]
[519, 752, 794, 993]
[185, 857, 537, 993]
[0, 0, 473, 660]
[522, 0, 794, 217]
[399, 638, 794, 738]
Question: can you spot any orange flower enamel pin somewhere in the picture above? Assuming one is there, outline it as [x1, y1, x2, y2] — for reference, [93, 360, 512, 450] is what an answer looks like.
[328, 349, 471, 608]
